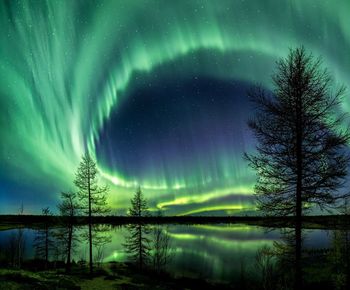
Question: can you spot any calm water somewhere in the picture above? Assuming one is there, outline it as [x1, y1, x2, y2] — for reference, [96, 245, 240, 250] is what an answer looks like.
[0, 224, 332, 282]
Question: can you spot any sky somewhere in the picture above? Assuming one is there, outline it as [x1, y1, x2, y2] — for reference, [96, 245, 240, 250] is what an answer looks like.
[0, 0, 349, 215]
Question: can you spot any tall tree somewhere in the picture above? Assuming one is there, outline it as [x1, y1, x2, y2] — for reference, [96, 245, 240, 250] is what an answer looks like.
[33, 207, 54, 269]
[124, 187, 150, 270]
[57, 192, 79, 273]
[74, 153, 110, 275]
[245, 47, 350, 289]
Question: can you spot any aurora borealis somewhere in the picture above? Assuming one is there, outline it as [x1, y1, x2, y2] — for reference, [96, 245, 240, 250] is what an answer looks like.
[0, 0, 349, 215]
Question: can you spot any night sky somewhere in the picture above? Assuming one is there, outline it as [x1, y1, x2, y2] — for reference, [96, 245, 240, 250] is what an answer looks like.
[0, 0, 349, 215]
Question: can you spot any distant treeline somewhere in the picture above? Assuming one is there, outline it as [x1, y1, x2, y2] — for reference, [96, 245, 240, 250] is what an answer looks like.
[1, 214, 350, 229]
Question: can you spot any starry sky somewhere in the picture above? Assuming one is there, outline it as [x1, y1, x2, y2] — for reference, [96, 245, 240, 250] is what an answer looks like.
[0, 0, 349, 215]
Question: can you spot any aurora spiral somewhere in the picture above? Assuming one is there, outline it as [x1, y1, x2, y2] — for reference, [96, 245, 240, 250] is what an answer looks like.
[1, 0, 349, 214]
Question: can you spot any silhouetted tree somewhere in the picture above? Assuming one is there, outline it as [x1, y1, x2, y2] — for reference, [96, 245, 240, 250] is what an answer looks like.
[245, 47, 350, 289]
[33, 207, 54, 269]
[74, 153, 110, 275]
[254, 245, 276, 290]
[271, 229, 298, 289]
[151, 211, 172, 274]
[92, 224, 112, 268]
[56, 192, 79, 273]
[124, 187, 150, 270]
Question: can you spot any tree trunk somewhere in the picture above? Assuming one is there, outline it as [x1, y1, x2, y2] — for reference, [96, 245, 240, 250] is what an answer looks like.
[295, 162, 302, 290]
[295, 86, 303, 290]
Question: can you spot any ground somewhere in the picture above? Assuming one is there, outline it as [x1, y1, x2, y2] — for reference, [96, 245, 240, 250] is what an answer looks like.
[0, 263, 231, 290]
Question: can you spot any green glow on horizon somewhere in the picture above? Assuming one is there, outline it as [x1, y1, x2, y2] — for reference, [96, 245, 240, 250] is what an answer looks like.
[1, 0, 349, 214]
[177, 205, 248, 216]
[156, 186, 253, 208]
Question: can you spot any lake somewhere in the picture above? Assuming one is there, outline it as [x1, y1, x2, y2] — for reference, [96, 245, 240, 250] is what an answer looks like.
[0, 223, 336, 284]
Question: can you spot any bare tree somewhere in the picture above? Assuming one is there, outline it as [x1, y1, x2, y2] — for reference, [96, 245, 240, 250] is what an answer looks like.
[33, 207, 54, 269]
[56, 192, 79, 273]
[124, 187, 150, 270]
[245, 47, 350, 289]
[151, 211, 172, 274]
[74, 153, 110, 275]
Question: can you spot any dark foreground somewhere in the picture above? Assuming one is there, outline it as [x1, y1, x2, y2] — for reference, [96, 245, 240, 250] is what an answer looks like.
[0, 262, 233, 290]
[0, 257, 346, 290]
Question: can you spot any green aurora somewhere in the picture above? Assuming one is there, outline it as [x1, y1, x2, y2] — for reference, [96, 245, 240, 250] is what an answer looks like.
[0, 0, 349, 214]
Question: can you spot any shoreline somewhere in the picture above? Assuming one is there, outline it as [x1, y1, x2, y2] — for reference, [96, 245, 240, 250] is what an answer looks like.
[1, 214, 350, 231]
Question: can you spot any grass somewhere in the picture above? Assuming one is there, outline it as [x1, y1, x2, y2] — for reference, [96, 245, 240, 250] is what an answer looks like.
[0, 262, 232, 290]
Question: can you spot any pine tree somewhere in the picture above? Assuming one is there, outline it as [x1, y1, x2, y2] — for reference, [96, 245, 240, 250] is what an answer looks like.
[152, 211, 172, 274]
[74, 153, 110, 275]
[124, 187, 150, 270]
[246, 47, 350, 289]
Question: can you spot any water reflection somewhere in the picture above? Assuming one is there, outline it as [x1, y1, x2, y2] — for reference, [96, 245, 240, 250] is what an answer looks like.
[0, 224, 335, 285]
[328, 228, 350, 289]
[165, 224, 278, 281]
